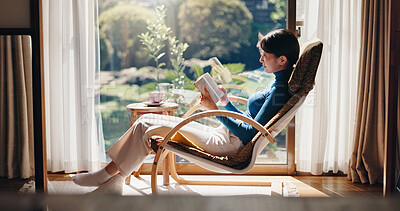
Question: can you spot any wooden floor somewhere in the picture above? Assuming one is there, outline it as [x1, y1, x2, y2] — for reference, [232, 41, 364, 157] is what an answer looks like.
[0, 177, 33, 193]
[290, 175, 382, 197]
[0, 174, 383, 197]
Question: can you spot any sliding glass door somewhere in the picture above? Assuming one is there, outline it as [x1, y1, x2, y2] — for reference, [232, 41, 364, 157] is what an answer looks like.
[99, 0, 297, 175]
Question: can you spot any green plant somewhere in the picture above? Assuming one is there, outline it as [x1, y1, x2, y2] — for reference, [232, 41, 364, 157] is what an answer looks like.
[138, 5, 189, 88]
[169, 36, 189, 89]
[165, 70, 195, 90]
[138, 6, 171, 82]
[192, 64, 204, 78]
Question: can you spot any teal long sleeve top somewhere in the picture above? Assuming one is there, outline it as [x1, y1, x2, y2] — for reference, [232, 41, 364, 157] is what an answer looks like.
[216, 67, 293, 145]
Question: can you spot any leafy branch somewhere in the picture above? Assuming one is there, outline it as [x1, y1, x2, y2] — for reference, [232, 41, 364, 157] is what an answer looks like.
[169, 36, 189, 88]
[138, 5, 189, 88]
[138, 5, 171, 81]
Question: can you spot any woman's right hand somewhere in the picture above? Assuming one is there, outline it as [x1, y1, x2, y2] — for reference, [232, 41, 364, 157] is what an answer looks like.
[218, 85, 229, 107]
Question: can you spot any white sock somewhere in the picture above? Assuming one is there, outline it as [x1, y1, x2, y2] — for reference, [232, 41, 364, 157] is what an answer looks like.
[72, 168, 112, 187]
[90, 174, 124, 195]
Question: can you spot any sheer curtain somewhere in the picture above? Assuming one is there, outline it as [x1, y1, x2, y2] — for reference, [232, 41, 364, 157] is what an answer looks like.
[295, 0, 361, 174]
[43, 0, 105, 173]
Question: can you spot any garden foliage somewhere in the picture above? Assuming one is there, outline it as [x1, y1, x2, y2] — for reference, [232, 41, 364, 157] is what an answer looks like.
[99, 4, 154, 70]
[178, 0, 253, 61]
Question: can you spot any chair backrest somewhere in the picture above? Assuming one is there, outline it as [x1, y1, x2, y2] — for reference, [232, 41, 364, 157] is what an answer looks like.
[266, 38, 323, 135]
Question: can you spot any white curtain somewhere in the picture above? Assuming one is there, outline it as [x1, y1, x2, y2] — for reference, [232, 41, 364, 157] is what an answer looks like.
[295, 0, 361, 174]
[43, 0, 105, 173]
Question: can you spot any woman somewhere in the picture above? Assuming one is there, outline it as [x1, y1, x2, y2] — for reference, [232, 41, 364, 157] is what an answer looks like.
[72, 29, 300, 194]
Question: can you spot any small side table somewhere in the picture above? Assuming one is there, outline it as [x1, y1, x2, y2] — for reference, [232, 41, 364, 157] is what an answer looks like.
[125, 102, 179, 185]
[127, 102, 179, 126]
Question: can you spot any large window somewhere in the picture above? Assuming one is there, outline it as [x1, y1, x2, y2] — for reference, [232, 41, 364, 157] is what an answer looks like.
[99, 0, 292, 173]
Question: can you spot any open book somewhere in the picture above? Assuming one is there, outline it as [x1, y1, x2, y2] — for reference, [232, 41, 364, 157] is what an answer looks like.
[194, 72, 225, 104]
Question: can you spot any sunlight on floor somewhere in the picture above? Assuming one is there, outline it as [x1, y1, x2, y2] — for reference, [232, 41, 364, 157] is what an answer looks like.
[45, 174, 329, 197]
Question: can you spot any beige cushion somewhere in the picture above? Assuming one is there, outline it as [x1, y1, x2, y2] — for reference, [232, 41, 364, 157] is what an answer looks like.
[152, 39, 323, 170]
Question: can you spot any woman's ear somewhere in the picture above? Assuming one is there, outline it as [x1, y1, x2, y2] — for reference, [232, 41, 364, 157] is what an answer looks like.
[278, 55, 288, 66]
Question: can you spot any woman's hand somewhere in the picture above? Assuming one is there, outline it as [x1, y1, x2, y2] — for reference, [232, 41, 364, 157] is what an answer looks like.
[218, 85, 229, 107]
[199, 87, 219, 110]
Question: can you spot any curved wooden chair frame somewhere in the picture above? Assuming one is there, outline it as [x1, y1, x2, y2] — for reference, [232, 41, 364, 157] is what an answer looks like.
[150, 96, 276, 194]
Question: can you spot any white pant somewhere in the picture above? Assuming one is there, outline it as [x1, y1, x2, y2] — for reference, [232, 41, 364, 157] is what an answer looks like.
[106, 114, 244, 176]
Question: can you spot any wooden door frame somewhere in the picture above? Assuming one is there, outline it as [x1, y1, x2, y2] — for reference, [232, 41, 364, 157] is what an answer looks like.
[286, 0, 296, 175]
[31, 0, 46, 193]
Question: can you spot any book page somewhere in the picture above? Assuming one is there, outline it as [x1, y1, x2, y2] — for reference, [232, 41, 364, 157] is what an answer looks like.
[194, 73, 224, 104]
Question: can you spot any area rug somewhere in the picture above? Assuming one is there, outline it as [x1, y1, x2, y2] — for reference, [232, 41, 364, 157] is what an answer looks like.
[18, 175, 316, 197]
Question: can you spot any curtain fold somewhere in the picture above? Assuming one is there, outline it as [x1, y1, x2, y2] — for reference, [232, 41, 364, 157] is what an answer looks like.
[347, 0, 390, 184]
[0, 35, 35, 179]
[43, 0, 103, 173]
[295, 0, 361, 175]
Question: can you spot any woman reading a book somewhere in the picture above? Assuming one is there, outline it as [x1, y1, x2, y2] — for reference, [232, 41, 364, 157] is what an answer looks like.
[72, 29, 300, 194]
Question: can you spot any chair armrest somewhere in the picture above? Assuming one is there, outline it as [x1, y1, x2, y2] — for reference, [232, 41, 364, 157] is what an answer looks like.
[157, 110, 275, 152]
[228, 96, 248, 105]
[182, 104, 202, 119]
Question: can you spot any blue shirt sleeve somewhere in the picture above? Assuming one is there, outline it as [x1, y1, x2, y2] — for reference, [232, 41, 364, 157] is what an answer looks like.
[223, 101, 244, 115]
[216, 86, 290, 145]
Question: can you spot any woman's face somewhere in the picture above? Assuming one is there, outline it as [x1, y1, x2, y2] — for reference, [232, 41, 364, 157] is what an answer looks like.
[259, 50, 284, 73]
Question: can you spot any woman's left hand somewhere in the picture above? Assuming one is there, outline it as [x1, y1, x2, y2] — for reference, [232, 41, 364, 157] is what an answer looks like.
[199, 87, 219, 110]
[218, 85, 229, 106]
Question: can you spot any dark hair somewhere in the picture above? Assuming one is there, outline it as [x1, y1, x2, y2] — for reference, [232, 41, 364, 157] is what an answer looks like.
[259, 29, 300, 67]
